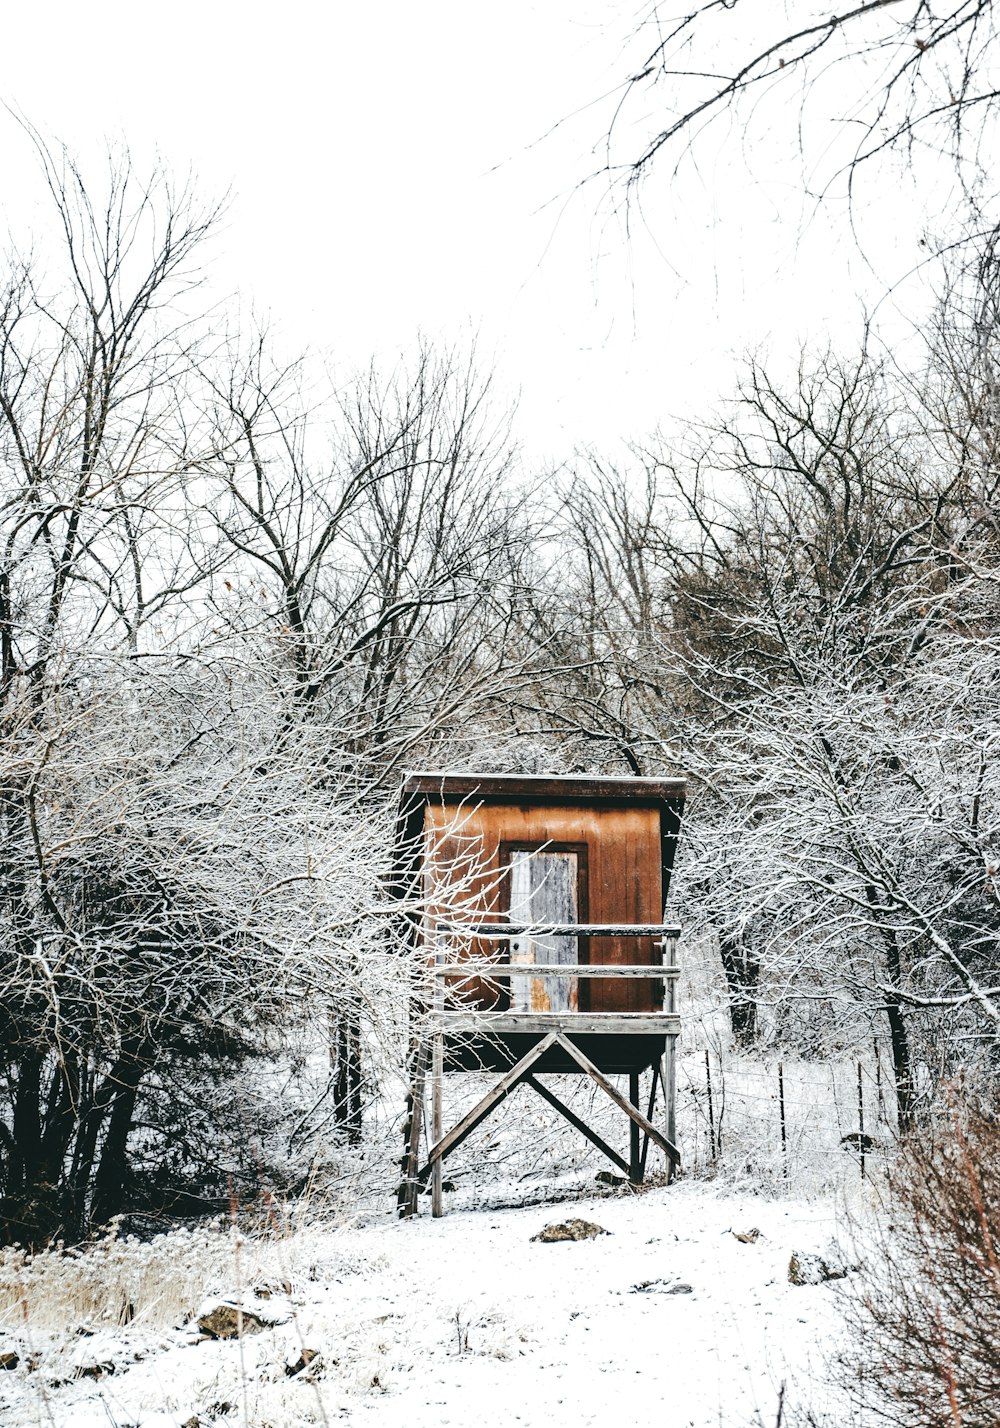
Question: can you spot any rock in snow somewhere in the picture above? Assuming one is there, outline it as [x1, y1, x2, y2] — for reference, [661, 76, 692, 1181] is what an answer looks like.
[788, 1243, 858, 1285]
[630, 1279, 693, 1294]
[285, 1346, 321, 1377]
[195, 1296, 292, 1338]
[71, 1332, 125, 1379]
[531, 1218, 610, 1242]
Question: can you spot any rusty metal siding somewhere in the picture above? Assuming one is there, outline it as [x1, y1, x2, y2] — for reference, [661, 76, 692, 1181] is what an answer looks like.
[422, 800, 665, 1015]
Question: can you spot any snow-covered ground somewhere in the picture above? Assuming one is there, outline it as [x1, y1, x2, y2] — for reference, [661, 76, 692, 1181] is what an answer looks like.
[1, 1182, 853, 1428]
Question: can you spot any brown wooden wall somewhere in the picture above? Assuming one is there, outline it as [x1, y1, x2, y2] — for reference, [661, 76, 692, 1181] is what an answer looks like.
[423, 800, 665, 1014]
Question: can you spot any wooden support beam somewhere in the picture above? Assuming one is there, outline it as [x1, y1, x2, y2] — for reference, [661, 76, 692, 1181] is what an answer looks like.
[638, 1068, 660, 1182]
[435, 1011, 680, 1035]
[396, 1040, 430, 1219]
[629, 1071, 641, 1184]
[437, 922, 681, 938]
[525, 1076, 630, 1176]
[553, 1032, 681, 1166]
[418, 1030, 560, 1184]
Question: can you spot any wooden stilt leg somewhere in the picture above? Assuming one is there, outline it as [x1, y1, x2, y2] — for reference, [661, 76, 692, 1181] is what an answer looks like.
[431, 1026, 444, 1217]
[662, 1043, 677, 1182]
[638, 1068, 659, 1181]
[430, 936, 447, 1217]
[663, 932, 679, 1179]
[397, 1041, 429, 1219]
[629, 1070, 642, 1184]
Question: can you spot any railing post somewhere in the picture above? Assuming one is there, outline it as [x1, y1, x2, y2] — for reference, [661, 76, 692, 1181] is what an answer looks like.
[664, 932, 677, 1158]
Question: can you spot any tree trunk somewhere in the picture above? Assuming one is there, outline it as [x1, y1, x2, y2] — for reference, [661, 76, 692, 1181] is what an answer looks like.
[332, 1008, 363, 1146]
[879, 924, 915, 1131]
[68, 1045, 144, 1236]
[719, 930, 760, 1046]
[90, 1053, 144, 1227]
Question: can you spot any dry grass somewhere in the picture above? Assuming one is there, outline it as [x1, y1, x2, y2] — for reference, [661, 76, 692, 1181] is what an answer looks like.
[0, 1219, 309, 1334]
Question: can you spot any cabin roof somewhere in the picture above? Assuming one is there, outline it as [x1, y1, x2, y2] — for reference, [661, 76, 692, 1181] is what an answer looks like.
[399, 770, 687, 806]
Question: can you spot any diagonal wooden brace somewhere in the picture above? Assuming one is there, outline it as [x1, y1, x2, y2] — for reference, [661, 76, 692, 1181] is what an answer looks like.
[553, 1032, 681, 1166]
[525, 1075, 630, 1176]
[638, 1065, 661, 1182]
[418, 1030, 560, 1185]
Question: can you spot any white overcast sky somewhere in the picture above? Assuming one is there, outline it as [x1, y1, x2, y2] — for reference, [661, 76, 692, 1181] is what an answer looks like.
[2, 1, 942, 463]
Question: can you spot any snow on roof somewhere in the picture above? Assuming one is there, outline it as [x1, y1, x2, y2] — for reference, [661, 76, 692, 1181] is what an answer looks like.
[400, 770, 687, 803]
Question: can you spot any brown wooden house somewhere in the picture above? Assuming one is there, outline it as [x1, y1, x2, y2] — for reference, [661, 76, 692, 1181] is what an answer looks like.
[394, 771, 687, 1216]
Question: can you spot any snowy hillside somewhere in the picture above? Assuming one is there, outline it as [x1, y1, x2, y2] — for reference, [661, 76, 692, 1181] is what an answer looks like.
[1, 1183, 852, 1428]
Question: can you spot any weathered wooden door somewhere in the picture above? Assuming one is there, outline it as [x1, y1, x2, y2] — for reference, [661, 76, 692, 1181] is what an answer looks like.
[508, 849, 579, 1012]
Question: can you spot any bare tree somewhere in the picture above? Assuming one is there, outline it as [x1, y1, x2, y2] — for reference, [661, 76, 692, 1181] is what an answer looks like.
[197, 335, 535, 781]
[532, 334, 1000, 1124]
[182, 332, 541, 1141]
[841, 1098, 1000, 1426]
[502, 457, 684, 776]
[0, 140, 414, 1239]
[597, 2, 1000, 211]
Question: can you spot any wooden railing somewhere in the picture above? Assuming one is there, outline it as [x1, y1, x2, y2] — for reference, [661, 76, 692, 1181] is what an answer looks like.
[430, 921, 679, 1008]
[426, 920, 680, 1041]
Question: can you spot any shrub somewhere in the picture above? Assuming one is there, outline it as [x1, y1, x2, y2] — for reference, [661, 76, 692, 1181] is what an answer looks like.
[842, 1098, 1000, 1426]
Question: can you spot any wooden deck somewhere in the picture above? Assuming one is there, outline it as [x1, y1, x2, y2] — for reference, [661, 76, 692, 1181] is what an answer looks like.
[437, 1011, 680, 1034]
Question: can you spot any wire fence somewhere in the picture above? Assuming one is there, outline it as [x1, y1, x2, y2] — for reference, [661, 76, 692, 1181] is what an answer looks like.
[675, 1036, 898, 1196]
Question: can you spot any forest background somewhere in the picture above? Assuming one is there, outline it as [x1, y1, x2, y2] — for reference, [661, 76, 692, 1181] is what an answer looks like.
[3, 1, 1000, 1260]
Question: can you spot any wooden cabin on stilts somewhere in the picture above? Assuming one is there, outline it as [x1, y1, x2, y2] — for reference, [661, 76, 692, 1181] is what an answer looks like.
[393, 772, 687, 1218]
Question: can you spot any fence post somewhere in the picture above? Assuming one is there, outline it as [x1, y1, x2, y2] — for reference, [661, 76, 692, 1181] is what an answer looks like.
[874, 1036, 886, 1129]
[705, 1049, 716, 1161]
[778, 1061, 787, 1178]
[858, 1060, 866, 1182]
